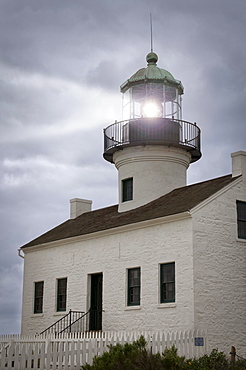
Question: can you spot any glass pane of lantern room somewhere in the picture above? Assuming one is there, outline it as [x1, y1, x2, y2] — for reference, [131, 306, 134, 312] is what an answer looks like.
[131, 85, 145, 119]
[146, 83, 164, 102]
[122, 89, 131, 120]
[163, 85, 179, 119]
[177, 94, 182, 120]
[131, 83, 164, 119]
[133, 100, 141, 118]
[122, 87, 141, 120]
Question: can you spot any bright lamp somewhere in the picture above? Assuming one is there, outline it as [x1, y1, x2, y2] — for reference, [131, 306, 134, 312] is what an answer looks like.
[141, 100, 163, 118]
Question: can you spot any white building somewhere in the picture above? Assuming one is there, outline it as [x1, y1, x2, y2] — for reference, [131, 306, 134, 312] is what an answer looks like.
[20, 51, 246, 356]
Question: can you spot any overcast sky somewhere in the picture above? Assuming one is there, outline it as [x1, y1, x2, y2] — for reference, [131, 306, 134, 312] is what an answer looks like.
[0, 0, 245, 335]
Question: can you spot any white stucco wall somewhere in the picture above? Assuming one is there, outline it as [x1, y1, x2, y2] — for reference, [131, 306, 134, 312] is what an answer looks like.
[113, 145, 191, 212]
[192, 178, 246, 357]
[21, 214, 195, 336]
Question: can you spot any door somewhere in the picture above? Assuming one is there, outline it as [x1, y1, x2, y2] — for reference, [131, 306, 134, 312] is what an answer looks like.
[89, 273, 103, 331]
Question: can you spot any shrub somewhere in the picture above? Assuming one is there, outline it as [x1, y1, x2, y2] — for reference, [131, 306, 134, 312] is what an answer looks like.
[234, 359, 246, 370]
[81, 336, 246, 370]
[161, 345, 187, 369]
[82, 336, 165, 370]
[186, 349, 230, 370]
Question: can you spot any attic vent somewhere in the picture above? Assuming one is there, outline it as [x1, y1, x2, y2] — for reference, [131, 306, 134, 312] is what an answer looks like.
[70, 198, 92, 219]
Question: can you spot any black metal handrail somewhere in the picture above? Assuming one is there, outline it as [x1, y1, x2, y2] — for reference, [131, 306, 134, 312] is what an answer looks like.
[40, 309, 89, 336]
[103, 117, 201, 163]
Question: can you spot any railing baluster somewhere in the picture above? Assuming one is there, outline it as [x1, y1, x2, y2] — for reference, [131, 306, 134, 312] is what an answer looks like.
[104, 118, 200, 158]
[39, 310, 89, 337]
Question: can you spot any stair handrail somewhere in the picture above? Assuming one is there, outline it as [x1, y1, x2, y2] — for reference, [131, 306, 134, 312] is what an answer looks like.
[59, 309, 91, 334]
[39, 309, 85, 336]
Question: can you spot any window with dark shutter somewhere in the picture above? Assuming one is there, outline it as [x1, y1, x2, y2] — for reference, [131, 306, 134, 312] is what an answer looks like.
[127, 268, 140, 306]
[160, 263, 175, 303]
[237, 201, 246, 239]
[34, 281, 44, 314]
[122, 178, 133, 202]
[57, 278, 67, 312]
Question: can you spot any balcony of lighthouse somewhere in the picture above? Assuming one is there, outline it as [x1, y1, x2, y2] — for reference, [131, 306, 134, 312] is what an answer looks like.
[103, 117, 201, 164]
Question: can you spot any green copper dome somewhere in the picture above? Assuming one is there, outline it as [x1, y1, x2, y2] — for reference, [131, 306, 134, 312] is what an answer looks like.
[120, 52, 184, 95]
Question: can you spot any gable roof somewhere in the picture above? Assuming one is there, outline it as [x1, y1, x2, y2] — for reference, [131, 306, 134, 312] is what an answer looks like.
[21, 174, 239, 249]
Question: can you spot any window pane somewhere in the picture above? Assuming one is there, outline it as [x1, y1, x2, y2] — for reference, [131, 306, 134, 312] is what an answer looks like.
[237, 201, 246, 239]
[129, 269, 140, 286]
[161, 263, 175, 303]
[128, 268, 140, 305]
[34, 281, 44, 314]
[238, 220, 246, 239]
[122, 178, 133, 202]
[162, 263, 175, 283]
[164, 282, 175, 300]
[57, 278, 67, 312]
[237, 201, 246, 220]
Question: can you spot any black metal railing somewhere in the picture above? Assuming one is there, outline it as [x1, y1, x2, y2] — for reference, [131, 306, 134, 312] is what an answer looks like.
[103, 117, 201, 163]
[40, 309, 90, 336]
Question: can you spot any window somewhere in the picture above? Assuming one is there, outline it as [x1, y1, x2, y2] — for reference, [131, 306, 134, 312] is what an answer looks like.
[34, 281, 44, 314]
[122, 178, 133, 202]
[127, 268, 140, 306]
[57, 278, 67, 312]
[160, 263, 175, 303]
[237, 201, 246, 239]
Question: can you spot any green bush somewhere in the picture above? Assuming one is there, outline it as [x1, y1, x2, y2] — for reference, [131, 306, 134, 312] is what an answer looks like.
[186, 349, 230, 370]
[81, 336, 246, 370]
[82, 336, 162, 370]
[160, 345, 187, 369]
[187, 349, 246, 370]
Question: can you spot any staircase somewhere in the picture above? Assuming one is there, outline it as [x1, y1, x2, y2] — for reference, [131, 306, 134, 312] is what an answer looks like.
[40, 309, 90, 335]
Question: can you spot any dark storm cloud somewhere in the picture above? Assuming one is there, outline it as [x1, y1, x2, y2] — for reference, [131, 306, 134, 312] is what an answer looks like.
[0, 0, 245, 334]
[85, 59, 123, 91]
[0, 0, 132, 82]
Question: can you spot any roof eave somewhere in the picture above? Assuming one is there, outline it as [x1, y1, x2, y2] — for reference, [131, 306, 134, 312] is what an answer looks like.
[20, 211, 192, 252]
[120, 77, 184, 95]
[190, 175, 242, 214]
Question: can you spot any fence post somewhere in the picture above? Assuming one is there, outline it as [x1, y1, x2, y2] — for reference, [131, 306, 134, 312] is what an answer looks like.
[69, 309, 72, 333]
[150, 335, 153, 354]
[230, 346, 236, 364]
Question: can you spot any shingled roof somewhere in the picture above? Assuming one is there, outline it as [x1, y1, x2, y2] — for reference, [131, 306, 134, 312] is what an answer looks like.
[21, 174, 239, 249]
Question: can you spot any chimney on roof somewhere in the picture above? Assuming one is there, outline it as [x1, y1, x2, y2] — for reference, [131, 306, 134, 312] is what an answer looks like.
[231, 151, 246, 178]
[70, 198, 92, 219]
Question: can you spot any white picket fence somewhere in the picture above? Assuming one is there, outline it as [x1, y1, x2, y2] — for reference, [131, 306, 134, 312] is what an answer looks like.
[0, 329, 208, 369]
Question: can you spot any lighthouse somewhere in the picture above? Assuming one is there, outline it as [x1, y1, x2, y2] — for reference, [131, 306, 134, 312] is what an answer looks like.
[103, 51, 201, 212]
[19, 45, 245, 357]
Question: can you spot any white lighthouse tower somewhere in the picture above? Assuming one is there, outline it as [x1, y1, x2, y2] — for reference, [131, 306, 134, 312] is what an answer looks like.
[103, 51, 201, 212]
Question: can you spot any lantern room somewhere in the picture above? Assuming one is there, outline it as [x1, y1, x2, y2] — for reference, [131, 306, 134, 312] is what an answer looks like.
[120, 52, 183, 121]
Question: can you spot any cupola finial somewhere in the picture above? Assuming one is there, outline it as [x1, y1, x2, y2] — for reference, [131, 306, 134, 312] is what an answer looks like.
[146, 51, 158, 65]
[147, 14, 158, 65]
[150, 13, 153, 53]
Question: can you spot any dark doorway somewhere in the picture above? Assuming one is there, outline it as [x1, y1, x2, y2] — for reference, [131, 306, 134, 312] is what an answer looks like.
[89, 273, 103, 331]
